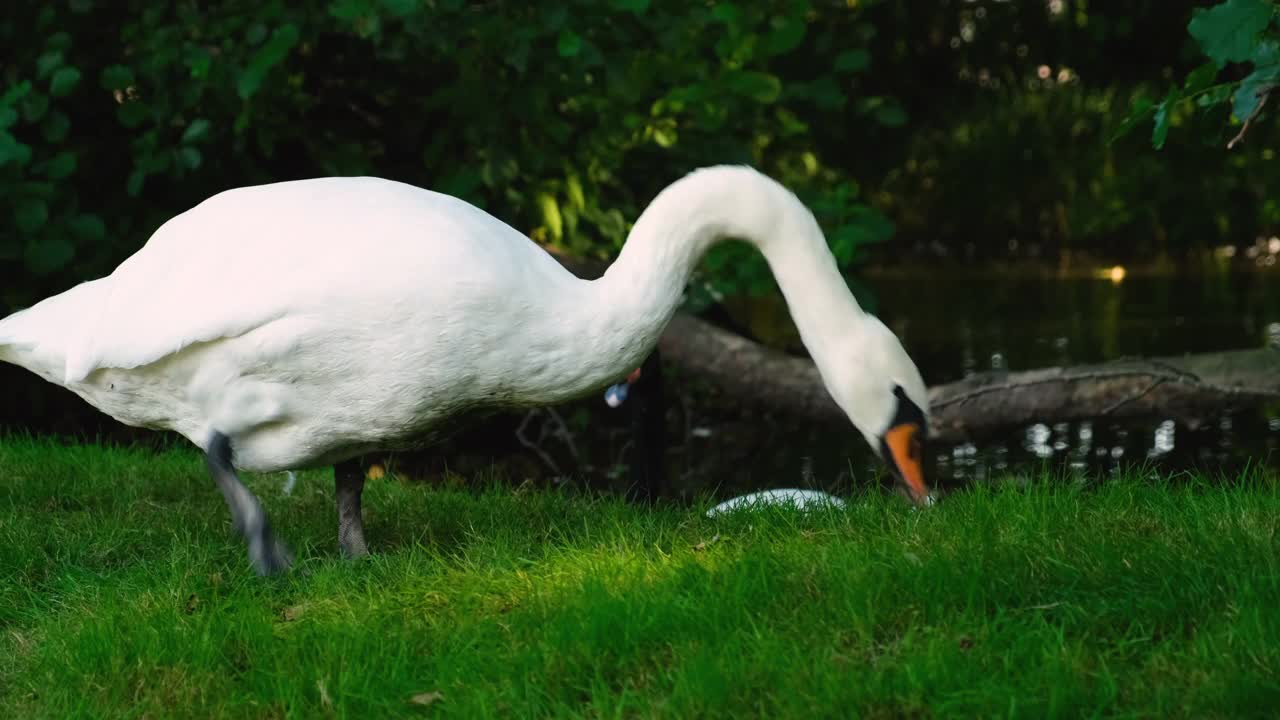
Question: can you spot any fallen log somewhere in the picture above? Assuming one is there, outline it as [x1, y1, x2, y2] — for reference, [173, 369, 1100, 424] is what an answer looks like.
[660, 312, 1280, 443]
[548, 249, 1280, 443]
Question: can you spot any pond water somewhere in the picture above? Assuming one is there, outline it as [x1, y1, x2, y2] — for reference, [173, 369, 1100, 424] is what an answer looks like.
[3, 265, 1279, 500]
[674, 265, 1280, 498]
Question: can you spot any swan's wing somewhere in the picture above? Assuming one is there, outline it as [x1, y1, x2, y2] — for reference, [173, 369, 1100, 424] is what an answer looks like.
[62, 176, 564, 383]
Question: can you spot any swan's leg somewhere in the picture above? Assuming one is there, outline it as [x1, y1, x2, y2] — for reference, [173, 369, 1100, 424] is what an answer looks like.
[335, 458, 369, 558]
[205, 432, 293, 575]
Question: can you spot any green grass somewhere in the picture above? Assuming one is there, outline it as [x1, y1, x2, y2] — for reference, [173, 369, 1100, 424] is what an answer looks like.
[1, 437, 1278, 718]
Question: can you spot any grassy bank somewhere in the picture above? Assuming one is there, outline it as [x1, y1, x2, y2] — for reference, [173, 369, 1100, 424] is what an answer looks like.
[1, 437, 1278, 718]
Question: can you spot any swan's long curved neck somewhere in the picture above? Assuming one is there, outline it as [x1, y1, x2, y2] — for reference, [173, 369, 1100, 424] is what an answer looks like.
[580, 166, 866, 389]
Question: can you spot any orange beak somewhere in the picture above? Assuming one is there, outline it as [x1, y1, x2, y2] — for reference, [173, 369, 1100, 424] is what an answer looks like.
[882, 422, 931, 506]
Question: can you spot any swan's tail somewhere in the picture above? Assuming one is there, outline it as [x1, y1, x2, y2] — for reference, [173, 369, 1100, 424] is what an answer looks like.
[0, 279, 106, 384]
[0, 307, 42, 371]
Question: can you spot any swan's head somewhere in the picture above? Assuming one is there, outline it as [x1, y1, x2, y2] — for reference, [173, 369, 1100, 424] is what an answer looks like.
[825, 316, 933, 506]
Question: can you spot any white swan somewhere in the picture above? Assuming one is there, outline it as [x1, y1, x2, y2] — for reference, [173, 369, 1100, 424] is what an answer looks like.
[0, 165, 932, 574]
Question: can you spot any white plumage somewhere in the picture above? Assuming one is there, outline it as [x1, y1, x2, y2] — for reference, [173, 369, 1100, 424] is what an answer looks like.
[0, 165, 933, 574]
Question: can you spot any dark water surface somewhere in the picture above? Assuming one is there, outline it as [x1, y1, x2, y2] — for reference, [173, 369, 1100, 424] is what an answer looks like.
[4, 266, 1279, 499]
[691, 266, 1280, 497]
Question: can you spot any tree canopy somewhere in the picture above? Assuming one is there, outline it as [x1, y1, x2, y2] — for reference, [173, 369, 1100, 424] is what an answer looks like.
[1, 1, 1276, 314]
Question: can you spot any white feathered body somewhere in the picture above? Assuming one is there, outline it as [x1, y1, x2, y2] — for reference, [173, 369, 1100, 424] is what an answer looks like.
[0, 177, 656, 471]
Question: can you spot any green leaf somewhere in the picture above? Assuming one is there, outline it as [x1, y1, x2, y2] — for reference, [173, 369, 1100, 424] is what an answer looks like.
[181, 118, 211, 143]
[99, 64, 134, 90]
[238, 24, 300, 100]
[536, 193, 563, 241]
[116, 100, 149, 128]
[1233, 71, 1276, 120]
[49, 66, 81, 97]
[1197, 85, 1234, 107]
[612, 0, 650, 13]
[1, 81, 32, 107]
[25, 237, 75, 276]
[1107, 96, 1155, 144]
[724, 70, 782, 103]
[49, 67, 81, 97]
[44, 150, 76, 179]
[0, 132, 32, 167]
[36, 51, 64, 78]
[557, 29, 582, 58]
[15, 199, 49, 233]
[126, 168, 146, 196]
[0, 107, 15, 129]
[834, 49, 870, 73]
[1152, 87, 1180, 150]
[1182, 61, 1220, 95]
[1233, 40, 1280, 119]
[179, 146, 203, 170]
[69, 214, 106, 241]
[1187, 0, 1274, 66]
[762, 15, 806, 57]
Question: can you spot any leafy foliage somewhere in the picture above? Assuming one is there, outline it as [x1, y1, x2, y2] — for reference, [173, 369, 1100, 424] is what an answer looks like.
[0, 1, 904, 311]
[1116, 0, 1280, 149]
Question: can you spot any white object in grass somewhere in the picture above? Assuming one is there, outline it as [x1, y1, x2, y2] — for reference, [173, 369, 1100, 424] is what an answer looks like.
[706, 488, 846, 517]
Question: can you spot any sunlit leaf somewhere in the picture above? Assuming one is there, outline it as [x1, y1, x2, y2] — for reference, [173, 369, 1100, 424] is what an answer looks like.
[1188, 0, 1274, 66]
[537, 192, 563, 241]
